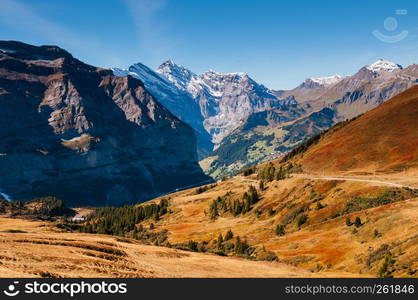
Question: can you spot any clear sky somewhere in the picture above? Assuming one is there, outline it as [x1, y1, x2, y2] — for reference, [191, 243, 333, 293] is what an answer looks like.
[1, 0, 418, 89]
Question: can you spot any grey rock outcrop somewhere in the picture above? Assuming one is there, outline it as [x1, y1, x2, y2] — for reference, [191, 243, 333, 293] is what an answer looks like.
[0, 41, 210, 206]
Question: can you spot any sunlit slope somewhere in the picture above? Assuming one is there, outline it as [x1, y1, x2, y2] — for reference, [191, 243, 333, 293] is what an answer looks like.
[0, 217, 313, 278]
[294, 85, 418, 174]
[145, 176, 418, 277]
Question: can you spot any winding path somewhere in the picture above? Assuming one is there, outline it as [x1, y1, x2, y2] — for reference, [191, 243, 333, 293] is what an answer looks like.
[301, 176, 417, 190]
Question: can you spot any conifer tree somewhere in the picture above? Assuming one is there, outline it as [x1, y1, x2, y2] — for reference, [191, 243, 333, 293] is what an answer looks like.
[275, 224, 285, 236]
[354, 217, 362, 228]
[225, 229, 234, 240]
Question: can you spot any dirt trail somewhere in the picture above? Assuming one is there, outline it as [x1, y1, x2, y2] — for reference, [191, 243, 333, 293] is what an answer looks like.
[300, 175, 417, 189]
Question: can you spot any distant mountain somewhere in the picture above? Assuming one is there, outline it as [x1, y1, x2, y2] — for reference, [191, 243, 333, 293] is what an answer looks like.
[203, 59, 418, 178]
[301, 75, 345, 89]
[283, 84, 418, 174]
[115, 60, 296, 150]
[156, 60, 291, 144]
[0, 41, 210, 206]
[112, 58, 417, 179]
[112, 63, 213, 158]
[366, 59, 402, 72]
[280, 59, 418, 120]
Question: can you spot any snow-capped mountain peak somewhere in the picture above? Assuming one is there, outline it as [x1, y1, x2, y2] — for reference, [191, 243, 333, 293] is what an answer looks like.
[308, 75, 344, 86]
[301, 75, 344, 89]
[156, 60, 197, 91]
[366, 59, 402, 72]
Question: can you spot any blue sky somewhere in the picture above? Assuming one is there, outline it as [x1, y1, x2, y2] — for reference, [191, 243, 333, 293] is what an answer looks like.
[1, 0, 418, 89]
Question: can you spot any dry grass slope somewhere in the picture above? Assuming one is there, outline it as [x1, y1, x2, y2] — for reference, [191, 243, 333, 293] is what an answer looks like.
[0, 217, 319, 278]
[146, 176, 418, 277]
[295, 85, 418, 174]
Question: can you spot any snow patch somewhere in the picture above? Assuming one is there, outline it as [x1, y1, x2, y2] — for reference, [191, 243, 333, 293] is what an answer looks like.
[366, 59, 402, 72]
[309, 75, 344, 86]
[0, 189, 12, 202]
[0, 48, 16, 54]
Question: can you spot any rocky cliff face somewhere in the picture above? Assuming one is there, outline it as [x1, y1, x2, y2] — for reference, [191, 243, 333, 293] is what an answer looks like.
[156, 61, 287, 144]
[0, 41, 210, 206]
[112, 63, 213, 158]
[115, 60, 292, 148]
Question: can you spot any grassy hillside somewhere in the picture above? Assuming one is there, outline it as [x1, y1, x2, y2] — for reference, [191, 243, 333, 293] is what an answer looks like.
[288, 85, 418, 174]
[1, 86, 417, 278]
[0, 217, 337, 278]
[99, 174, 417, 278]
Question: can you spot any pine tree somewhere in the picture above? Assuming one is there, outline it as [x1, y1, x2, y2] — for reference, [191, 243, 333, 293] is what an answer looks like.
[235, 236, 243, 254]
[316, 202, 324, 210]
[217, 233, 224, 249]
[354, 217, 362, 228]
[243, 198, 251, 213]
[297, 214, 308, 227]
[275, 224, 285, 236]
[225, 229, 234, 240]
[248, 186, 259, 204]
[188, 240, 198, 252]
[210, 200, 219, 220]
[378, 252, 395, 278]
[275, 166, 286, 180]
[345, 217, 352, 226]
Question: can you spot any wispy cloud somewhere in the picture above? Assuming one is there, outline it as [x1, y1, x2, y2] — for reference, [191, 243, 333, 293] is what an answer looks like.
[123, 0, 175, 61]
[0, 0, 101, 56]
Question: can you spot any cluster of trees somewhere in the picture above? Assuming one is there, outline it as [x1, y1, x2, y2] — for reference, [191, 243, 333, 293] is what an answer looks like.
[345, 216, 362, 228]
[29, 197, 73, 217]
[80, 199, 169, 236]
[214, 231, 250, 256]
[131, 226, 169, 246]
[209, 187, 260, 220]
[0, 196, 73, 218]
[176, 230, 277, 261]
[234, 236, 251, 255]
[215, 229, 234, 249]
[379, 251, 396, 278]
[194, 184, 216, 195]
[275, 224, 285, 236]
[296, 214, 308, 227]
[257, 163, 286, 182]
[342, 189, 416, 215]
[185, 234, 251, 257]
[241, 166, 256, 176]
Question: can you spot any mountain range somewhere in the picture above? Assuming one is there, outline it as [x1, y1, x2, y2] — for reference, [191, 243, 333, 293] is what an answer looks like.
[1, 40, 417, 205]
[0, 41, 210, 206]
[116, 58, 417, 178]
[98, 85, 417, 277]
[205, 59, 418, 177]
[113, 60, 295, 157]
[0, 40, 417, 278]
